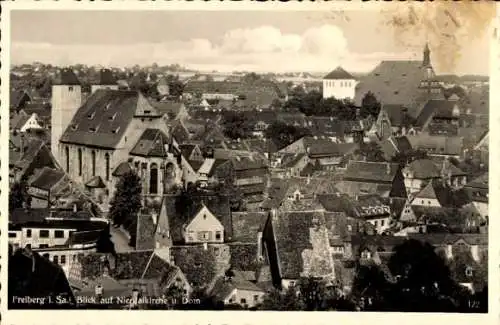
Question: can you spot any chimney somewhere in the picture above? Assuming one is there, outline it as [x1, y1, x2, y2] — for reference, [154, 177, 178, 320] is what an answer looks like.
[73, 203, 78, 212]
[306, 175, 311, 185]
[203, 242, 208, 251]
[386, 163, 391, 175]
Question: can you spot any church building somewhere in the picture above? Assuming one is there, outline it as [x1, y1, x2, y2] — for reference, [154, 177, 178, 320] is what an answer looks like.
[51, 69, 183, 205]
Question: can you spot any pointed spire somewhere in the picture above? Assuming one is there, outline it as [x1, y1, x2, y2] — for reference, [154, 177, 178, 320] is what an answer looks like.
[423, 42, 431, 67]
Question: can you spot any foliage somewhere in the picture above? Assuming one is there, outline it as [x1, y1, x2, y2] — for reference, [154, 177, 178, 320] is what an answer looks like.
[283, 90, 357, 120]
[108, 171, 142, 243]
[221, 111, 253, 140]
[360, 91, 382, 119]
[9, 179, 31, 211]
[351, 263, 391, 310]
[263, 121, 311, 150]
[354, 142, 386, 162]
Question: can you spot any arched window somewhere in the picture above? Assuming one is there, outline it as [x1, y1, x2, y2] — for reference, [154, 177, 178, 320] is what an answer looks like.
[78, 148, 82, 176]
[105, 153, 110, 181]
[65, 147, 70, 173]
[150, 163, 158, 194]
[91, 150, 96, 177]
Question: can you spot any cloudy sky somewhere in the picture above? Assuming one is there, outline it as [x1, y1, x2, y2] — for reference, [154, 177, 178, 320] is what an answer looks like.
[11, 10, 490, 75]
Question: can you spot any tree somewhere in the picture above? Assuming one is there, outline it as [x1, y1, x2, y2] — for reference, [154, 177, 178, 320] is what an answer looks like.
[9, 179, 30, 211]
[108, 171, 142, 233]
[387, 239, 460, 312]
[264, 121, 311, 150]
[221, 111, 253, 140]
[354, 142, 386, 162]
[361, 91, 382, 118]
[351, 263, 391, 310]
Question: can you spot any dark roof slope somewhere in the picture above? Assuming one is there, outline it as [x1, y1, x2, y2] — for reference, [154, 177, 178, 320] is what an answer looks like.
[130, 128, 171, 157]
[29, 167, 66, 190]
[53, 68, 81, 85]
[60, 90, 152, 149]
[231, 212, 268, 242]
[353, 60, 430, 111]
[343, 161, 400, 183]
[272, 211, 335, 279]
[324, 67, 355, 80]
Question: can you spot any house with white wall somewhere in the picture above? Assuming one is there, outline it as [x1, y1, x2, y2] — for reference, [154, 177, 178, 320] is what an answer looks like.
[322, 67, 357, 100]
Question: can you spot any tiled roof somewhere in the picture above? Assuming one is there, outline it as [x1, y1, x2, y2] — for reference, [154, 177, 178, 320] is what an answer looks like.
[428, 123, 458, 136]
[414, 180, 470, 208]
[28, 167, 66, 191]
[381, 104, 408, 126]
[135, 214, 157, 250]
[353, 60, 432, 112]
[343, 161, 400, 183]
[307, 141, 358, 158]
[323, 67, 355, 80]
[151, 101, 184, 119]
[53, 68, 81, 85]
[60, 90, 157, 149]
[210, 270, 264, 301]
[130, 128, 171, 157]
[465, 173, 488, 190]
[66, 229, 103, 246]
[415, 99, 458, 127]
[170, 120, 191, 144]
[10, 113, 31, 130]
[407, 135, 463, 156]
[162, 194, 232, 244]
[334, 181, 394, 198]
[229, 243, 262, 272]
[112, 161, 133, 177]
[407, 233, 488, 246]
[231, 212, 268, 242]
[285, 177, 338, 199]
[171, 245, 221, 288]
[404, 159, 441, 179]
[272, 211, 335, 279]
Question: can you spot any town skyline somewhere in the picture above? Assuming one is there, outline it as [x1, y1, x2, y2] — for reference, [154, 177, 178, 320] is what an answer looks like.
[11, 10, 491, 75]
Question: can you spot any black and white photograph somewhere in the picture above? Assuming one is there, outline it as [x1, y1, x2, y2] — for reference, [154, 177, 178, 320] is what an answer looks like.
[4, 3, 494, 316]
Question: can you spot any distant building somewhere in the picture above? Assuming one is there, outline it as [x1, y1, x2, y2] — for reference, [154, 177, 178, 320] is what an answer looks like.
[322, 66, 357, 100]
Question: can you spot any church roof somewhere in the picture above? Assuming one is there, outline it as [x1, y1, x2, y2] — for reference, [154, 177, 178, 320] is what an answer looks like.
[60, 89, 155, 149]
[323, 67, 355, 80]
[353, 60, 430, 113]
[129, 128, 171, 157]
[53, 68, 81, 85]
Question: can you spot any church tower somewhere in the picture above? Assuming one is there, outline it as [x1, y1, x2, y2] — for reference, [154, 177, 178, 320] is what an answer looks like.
[423, 43, 431, 67]
[51, 68, 82, 164]
[91, 69, 118, 93]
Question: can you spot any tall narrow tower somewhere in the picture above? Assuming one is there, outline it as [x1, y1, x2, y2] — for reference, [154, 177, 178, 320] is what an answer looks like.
[91, 69, 118, 93]
[423, 43, 431, 67]
[51, 68, 82, 164]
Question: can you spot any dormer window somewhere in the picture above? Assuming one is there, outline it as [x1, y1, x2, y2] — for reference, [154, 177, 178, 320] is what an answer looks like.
[104, 103, 112, 111]
[89, 127, 97, 133]
[108, 112, 117, 121]
[111, 127, 120, 134]
[71, 124, 78, 130]
[88, 112, 95, 120]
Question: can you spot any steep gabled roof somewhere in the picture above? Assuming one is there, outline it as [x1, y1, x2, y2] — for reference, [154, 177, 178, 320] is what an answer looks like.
[28, 167, 66, 191]
[130, 128, 171, 157]
[112, 161, 133, 177]
[60, 90, 157, 149]
[353, 60, 431, 112]
[323, 67, 355, 80]
[53, 68, 81, 85]
[271, 211, 335, 279]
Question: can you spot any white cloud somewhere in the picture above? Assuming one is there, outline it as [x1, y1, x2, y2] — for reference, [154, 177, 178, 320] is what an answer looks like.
[11, 24, 420, 73]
